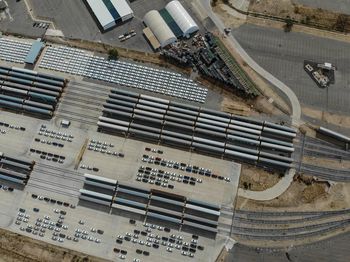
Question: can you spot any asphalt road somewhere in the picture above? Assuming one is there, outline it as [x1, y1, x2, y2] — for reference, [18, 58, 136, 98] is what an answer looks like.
[294, 0, 350, 15]
[0, 0, 45, 38]
[232, 24, 350, 115]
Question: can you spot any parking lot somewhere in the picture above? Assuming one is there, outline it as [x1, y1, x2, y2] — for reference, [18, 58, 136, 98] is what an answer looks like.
[5, 191, 225, 261]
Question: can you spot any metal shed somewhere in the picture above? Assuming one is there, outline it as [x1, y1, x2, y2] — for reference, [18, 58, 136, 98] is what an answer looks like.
[143, 10, 177, 47]
[25, 41, 45, 65]
[143, 27, 161, 50]
[165, 0, 199, 37]
[85, 0, 115, 30]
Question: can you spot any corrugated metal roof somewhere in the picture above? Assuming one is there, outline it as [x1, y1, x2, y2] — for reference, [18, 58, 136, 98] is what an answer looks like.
[102, 0, 121, 21]
[25, 41, 44, 64]
[85, 0, 115, 29]
[143, 27, 161, 50]
[159, 8, 183, 38]
[165, 0, 199, 36]
[110, 0, 133, 18]
[143, 10, 176, 47]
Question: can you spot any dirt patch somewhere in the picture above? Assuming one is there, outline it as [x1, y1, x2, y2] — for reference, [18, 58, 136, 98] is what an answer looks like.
[0, 228, 109, 262]
[301, 183, 327, 203]
[236, 177, 350, 211]
[249, 0, 297, 18]
[248, 0, 350, 33]
[239, 165, 282, 191]
[302, 106, 350, 130]
[212, 1, 246, 28]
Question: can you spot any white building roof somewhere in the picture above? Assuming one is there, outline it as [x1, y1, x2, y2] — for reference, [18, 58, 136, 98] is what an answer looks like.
[143, 10, 177, 47]
[86, 0, 115, 29]
[165, 0, 199, 37]
[110, 0, 134, 18]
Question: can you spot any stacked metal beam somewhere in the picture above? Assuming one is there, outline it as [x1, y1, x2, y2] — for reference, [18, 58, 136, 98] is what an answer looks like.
[0, 66, 66, 117]
[80, 173, 220, 236]
[39, 46, 207, 103]
[0, 152, 35, 185]
[98, 89, 297, 170]
[0, 38, 32, 64]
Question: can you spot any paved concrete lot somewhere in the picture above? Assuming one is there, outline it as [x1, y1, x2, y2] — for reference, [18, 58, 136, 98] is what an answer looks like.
[294, 0, 350, 15]
[232, 24, 350, 114]
[0, 62, 240, 260]
[81, 134, 240, 206]
[5, 191, 225, 261]
[0, 0, 46, 38]
[27, 0, 204, 52]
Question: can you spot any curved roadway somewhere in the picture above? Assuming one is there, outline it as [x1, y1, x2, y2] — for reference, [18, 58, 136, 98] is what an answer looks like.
[194, 0, 301, 200]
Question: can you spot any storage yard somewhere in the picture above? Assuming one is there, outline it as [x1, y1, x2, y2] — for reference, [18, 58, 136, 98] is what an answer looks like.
[0, 32, 297, 262]
[1, 0, 350, 261]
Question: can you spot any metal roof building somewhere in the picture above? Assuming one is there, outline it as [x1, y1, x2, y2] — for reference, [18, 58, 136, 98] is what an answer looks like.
[110, 0, 133, 21]
[85, 0, 133, 31]
[165, 0, 199, 37]
[25, 40, 45, 65]
[143, 27, 161, 50]
[143, 10, 177, 48]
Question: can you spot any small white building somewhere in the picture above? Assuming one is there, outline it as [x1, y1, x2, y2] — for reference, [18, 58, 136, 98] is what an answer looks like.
[85, 0, 134, 31]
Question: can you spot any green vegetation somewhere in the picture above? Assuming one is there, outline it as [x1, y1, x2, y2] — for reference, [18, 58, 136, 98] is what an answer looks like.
[108, 49, 119, 60]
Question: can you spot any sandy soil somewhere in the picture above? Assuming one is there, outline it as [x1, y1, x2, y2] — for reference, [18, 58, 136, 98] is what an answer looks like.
[248, 0, 350, 32]
[236, 178, 350, 211]
[212, 1, 247, 28]
[249, 0, 298, 19]
[302, 106, 350, 129]
[0, 229, 109, 262]
[238, 164, 282, 191]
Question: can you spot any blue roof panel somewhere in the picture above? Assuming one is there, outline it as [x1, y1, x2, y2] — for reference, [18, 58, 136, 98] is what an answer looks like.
[25, 41, 44, 64]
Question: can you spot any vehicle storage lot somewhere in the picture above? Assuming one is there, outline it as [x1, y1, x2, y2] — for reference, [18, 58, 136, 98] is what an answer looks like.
[6, 191, 224, 262]
[0, 77, 240, 261]
[232, 24, 350, 114]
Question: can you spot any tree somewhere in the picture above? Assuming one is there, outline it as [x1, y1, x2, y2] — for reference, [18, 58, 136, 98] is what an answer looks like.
[284, 17, 294, 32]
[333, 14, 349, 32]
[108, 49, 119, 60]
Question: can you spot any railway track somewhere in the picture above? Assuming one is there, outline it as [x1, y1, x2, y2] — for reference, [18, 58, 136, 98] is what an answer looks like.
[234, 209, 350, 217]
[228, 209, 350, 241]
[232, 221, 350, 240]
[32, 168, 84, 183]
[27, 183, 79, 198]
[299, 163, 350, 182]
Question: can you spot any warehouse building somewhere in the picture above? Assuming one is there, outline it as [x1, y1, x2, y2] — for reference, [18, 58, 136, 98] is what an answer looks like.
[84, 0, 134, 31]
[165, 0, 199, 38]
[143, 10, 177, 48]
[143, 1, 199, 48]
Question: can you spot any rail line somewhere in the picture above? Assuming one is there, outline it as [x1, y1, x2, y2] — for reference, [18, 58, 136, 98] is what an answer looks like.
[232, 220, 350, 240]
[27, 183, 79, 198]
[235, 209, 350, 217]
